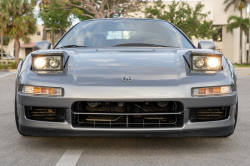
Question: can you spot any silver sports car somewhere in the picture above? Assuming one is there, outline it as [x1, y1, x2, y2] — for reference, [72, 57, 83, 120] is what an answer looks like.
[15, 18, 238, 137]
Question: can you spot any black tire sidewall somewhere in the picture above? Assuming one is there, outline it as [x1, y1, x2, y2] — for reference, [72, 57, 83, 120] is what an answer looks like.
[234, 101, 238, 129]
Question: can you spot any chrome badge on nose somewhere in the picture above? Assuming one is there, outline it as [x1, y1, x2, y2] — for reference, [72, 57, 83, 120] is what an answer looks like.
[122, 76, 132, 82]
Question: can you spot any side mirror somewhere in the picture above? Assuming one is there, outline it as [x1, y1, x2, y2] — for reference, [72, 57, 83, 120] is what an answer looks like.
[34, 41, 51, 51]
[198, 41, 215, 50]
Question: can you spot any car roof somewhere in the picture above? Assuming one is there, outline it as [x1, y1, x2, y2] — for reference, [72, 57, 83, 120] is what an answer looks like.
[80, 18, 169, 23]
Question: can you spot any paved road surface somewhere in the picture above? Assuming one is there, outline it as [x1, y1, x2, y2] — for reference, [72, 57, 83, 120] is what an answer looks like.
[0, 69, 250, 166]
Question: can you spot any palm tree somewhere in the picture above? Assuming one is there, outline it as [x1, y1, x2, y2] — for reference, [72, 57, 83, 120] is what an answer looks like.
[224, 0, 250, 64]
[0, 0, 37, 63]
[41, 0, 50, 40]
[0, 9, 9, 63]
[224, 0, 249, 13]
[227, 15, 250, 64]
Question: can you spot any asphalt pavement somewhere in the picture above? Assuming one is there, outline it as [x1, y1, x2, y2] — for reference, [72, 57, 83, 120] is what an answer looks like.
[0, 69, 250, 166]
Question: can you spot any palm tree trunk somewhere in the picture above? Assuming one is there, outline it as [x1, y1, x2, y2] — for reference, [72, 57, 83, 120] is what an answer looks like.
[240, 27, 243, 64]
[239, 10, 243, 64]
[14, 39, 20, 64]
[43, 26, 46, 40]
[249, 5, 250, 64]
[51, 30, 55, 47]
[1, 33, 3, 64]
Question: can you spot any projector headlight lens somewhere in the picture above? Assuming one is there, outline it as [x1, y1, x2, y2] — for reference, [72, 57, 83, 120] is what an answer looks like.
[192, 56, 222, 71]
[32, 55, 63, 71]
[195, 58, 205, 68]
[193, 86, 232, 96]
[22, 85, 63, 96]
[49, 57, 60, 68]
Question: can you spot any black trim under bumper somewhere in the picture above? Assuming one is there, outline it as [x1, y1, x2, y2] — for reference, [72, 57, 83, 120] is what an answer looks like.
[19, 125, 234, 137]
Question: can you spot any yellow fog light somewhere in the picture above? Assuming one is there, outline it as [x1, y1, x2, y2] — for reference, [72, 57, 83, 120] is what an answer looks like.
[193, 86, 232, 96]
[22, 86, 62, 96]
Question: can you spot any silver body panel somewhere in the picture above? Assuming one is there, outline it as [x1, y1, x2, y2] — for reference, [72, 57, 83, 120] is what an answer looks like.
[15, 48, 237, 136]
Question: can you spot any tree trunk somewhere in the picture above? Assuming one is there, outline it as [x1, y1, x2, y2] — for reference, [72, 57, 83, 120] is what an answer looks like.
[43, 26, 46, 40]
[70, 13, 72, 28]
[239, 10, 243, 64]
[240, 27, 243, 64]
[249, 5, 250, 64]
[60, 29, 63, 37]
[14, 39, 20, 64]
[1, 33, 3, 64]
[51, 30, 55, 47]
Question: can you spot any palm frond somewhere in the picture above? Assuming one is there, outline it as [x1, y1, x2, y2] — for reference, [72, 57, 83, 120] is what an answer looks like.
[224, 0, 236, 12]
[227, 15, 250, 35]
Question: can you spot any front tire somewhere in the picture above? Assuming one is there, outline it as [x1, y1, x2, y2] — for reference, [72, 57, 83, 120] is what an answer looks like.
[15, 97, 27, 136]
[220, 101, 238, 137]
[234, 101, 238, 129]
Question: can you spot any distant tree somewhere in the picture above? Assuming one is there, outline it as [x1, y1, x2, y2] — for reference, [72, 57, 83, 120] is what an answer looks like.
[61, 0, 147, 19]
[0, 36, 10, 46]
[223, 0, 250, 64]
[227, 15, 250, 64]
[39, 0, 71, 46]
[212, 26, 223, 42]
[0, 0, 37, 63]
[140, 0, 216, 40]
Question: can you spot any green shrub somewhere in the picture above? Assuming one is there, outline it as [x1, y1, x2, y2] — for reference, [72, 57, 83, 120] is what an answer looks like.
[0, 63, 9, 69]
[11, 62, 17, 69]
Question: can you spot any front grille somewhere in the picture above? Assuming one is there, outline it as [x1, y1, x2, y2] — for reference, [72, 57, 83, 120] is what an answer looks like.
[71, 102, 184, 128]
[190, 107, 230, 122]
[25, 107, 65, 122]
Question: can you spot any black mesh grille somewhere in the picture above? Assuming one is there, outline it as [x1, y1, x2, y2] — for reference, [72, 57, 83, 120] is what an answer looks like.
[190, 107, 230, 122]
[25, 107, 65, 122]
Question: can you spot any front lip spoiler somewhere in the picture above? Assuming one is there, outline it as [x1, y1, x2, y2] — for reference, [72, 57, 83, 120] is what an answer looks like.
[19, 125, 234, 137]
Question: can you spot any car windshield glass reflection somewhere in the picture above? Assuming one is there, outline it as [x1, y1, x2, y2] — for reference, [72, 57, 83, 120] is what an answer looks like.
[56, 20, 194, 49]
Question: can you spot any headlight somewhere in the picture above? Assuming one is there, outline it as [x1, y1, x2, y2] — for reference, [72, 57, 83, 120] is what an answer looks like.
[193, 86, 232, 96]
[191, 55, 222, 71]
[49, 57, 60, 68]
[194, 57, 205, 68]
[22, 85, 63, 96]
[32, 55, 63, 71]
[34, 57, 47, 69]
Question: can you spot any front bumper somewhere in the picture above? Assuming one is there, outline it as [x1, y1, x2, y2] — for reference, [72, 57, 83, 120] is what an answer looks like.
[17, 94, 237, 137]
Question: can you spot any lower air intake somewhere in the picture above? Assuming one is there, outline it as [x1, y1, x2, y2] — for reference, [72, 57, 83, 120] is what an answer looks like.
[190, 107, 230, 122]
[25, 107, 65, 122]
[71, 102, 184, 128]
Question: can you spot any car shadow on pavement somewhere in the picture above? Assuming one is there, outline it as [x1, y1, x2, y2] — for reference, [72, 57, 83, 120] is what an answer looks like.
[18, 136, 232, 153]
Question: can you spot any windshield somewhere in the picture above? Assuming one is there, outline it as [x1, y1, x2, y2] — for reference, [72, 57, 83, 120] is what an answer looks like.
[56, 19, 194, 49]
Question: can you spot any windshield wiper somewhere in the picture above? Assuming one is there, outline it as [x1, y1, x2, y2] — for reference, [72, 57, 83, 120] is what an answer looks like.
[113, 43, 178, 48]
[56, 45, 86, 49]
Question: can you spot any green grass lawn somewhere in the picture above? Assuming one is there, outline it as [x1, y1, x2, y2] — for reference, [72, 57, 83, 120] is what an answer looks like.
[233, 64, 250, 68]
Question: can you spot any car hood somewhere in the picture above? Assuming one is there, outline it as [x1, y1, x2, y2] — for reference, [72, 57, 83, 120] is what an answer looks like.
[20, 48, 232, 99]
[70, 48, 188, 86]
